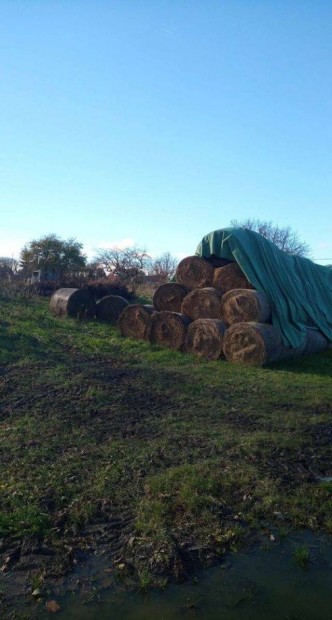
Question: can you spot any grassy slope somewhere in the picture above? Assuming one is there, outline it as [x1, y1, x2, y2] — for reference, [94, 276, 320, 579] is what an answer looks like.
[0, 295, 331, 586]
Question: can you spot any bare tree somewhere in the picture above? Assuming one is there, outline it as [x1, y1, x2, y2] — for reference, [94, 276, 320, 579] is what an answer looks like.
[231, 219, 310, 256]
[85, 260, 106, 280]
[149, 252, 178, 282]
[95, 245, 150, 283]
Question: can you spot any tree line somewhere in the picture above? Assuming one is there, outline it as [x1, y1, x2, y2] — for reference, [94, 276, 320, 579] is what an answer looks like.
[0, 235, 178, 286]
[0, 220, 310, 285]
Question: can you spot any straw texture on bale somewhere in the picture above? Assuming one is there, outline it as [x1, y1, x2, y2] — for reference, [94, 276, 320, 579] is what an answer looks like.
[213, 263, 253, 294]
[185, 319, 227, 360]
[96, 295, 129, 323]
[223, 322, 283, 366]
[153, 283, 189, 312]
[181, 287, 222, 321]
[176, 255, 214, 289]
[221, 289, 271, 325]
[149, 311, 191, 350]
[50, 288, 96, 318]
[223, 322, 330, 366]
[118, 304, 154, 340]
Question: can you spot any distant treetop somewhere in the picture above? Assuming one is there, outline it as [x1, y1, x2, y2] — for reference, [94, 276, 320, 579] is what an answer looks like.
[230, 219, 310, 257]
[20, 234, 87, 278]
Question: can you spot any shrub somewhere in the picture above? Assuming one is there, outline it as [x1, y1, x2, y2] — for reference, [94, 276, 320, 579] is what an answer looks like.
[85, 278, 136, 302]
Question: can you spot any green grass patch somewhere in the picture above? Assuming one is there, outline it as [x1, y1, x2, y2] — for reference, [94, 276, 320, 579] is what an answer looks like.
[0, 292, 332, 578]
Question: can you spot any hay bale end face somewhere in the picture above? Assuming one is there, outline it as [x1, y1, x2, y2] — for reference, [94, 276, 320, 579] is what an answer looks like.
[176, 256, 214, 289]
[118, 304, 154, 340]
[223, 322, 283, 366]
[213, 263, 253, 294]
[221, 289, 271, 325]
[223, 322, 330, 366]
[185, 318, 227, 360]
[153, 283, 189, 312]
[150, 311, 191, 350]
[96, 295, 129, 323]
[181, 287, 223, 321]
[50, 288, 96, 318]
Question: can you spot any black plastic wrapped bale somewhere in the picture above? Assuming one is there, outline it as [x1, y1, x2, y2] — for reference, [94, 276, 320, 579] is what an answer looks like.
[50, 288, 96, 319]
[96, 295, 129, 324]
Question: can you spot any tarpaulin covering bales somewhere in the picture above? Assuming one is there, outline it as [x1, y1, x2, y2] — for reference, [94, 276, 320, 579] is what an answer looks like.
[196, 228, 332, 348]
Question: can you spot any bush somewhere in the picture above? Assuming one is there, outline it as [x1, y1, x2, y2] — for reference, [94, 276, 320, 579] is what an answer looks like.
[30, 282, 60, 296]
[85, 278, 136, 302]
[0, 278, 34, 301]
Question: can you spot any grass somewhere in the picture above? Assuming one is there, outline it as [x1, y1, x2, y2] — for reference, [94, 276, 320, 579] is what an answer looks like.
[0, 292, 332, 585]
[293, 544, 310, 568]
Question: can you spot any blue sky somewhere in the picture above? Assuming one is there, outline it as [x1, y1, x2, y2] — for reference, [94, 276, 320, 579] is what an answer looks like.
[1, 1, 332, 262]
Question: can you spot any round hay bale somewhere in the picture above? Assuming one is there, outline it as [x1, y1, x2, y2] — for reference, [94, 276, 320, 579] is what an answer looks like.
[149, 311, 191, 350]
[176, 256, 214, 289]
[118, 304, 154, 340]
[50, 288, 96, 319]
[153, 283, 189, 312]
[185, 319, 227, 360]
[213, 263, 253, 294]
[181, 287, 222, 321]
[221, 289, 271, 325]
[96, 295, 129, 323]
[223, 322, 283, 366]
[223, 322, 330, 367]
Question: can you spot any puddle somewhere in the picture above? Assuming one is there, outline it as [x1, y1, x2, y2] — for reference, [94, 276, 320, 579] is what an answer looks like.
[32, 531, 332, 620]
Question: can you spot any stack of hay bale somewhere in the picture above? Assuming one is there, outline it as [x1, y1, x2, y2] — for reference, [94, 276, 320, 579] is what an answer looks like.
[118, 255, 329, 366]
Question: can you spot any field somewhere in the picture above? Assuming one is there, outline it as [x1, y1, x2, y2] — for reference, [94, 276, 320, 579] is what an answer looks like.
[0, 294, 332, 613]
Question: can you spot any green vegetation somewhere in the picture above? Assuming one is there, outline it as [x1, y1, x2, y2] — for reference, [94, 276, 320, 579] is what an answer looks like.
[293, 544, 310, 568]
[0, 293, 331, 586]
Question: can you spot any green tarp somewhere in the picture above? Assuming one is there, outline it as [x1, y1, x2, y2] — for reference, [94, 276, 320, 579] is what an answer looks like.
[196, 227, 332, 348]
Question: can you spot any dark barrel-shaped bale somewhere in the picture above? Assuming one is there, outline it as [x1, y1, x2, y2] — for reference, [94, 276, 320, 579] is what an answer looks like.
[185, 319, 227, 360]
[153, 283, 189, 312]
[50, 288, 96, 318]
[213, 263, 253, 294]
[118, 304, 154, 340]
[181, 287, 223, 321]
[221, 289, 271, 325]
[96, 295, 129, 323]
[149, 311, 191, 350]
[176, 256, 214, 289]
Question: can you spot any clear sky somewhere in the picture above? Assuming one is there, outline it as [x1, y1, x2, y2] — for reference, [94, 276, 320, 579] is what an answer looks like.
[1, 1, 332, 263]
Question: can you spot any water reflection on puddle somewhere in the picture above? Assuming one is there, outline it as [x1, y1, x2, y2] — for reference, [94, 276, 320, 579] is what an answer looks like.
[42, 532, 332, 620]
